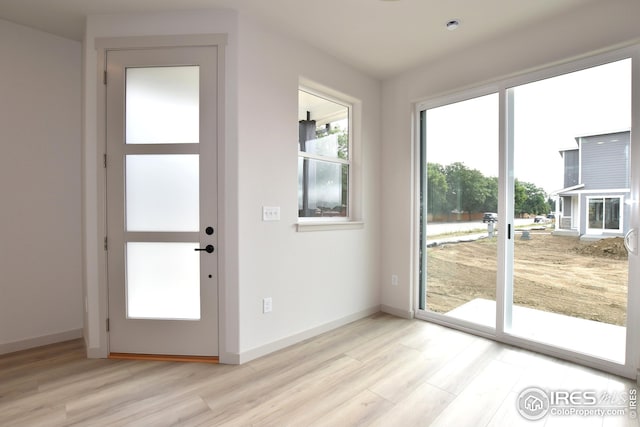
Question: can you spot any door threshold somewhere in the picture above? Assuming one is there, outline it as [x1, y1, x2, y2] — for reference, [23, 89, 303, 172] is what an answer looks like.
[109, 353, 219, 364]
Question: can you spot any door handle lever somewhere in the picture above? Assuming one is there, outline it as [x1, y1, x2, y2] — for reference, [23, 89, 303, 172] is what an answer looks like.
[195, 245, 215, 254]
[624, 228, 637, 256]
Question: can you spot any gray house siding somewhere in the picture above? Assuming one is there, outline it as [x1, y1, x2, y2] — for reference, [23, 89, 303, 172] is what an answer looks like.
[580, 131, 630, 190]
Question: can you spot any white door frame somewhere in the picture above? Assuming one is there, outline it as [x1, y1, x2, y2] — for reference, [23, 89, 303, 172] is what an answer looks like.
[93, 34, 228, 359]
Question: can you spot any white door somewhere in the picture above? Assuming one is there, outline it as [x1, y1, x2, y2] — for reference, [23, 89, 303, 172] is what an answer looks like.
[106, 47, 218, 356]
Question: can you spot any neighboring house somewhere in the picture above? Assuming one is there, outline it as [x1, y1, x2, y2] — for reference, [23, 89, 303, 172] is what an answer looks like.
[553, 130, 630, 239]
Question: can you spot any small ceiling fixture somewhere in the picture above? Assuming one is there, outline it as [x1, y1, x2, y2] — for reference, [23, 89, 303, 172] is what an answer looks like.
[446, 19, 460, 31]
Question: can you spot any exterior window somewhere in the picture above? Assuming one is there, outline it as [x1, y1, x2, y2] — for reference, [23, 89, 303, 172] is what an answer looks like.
[588, 196, 621, 231]
[298, 89, 350, 218]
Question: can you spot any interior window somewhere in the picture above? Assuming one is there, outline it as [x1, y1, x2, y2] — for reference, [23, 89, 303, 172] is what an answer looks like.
[298, 89, 350, 218]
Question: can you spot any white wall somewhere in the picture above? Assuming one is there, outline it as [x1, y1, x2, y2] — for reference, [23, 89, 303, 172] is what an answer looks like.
[380, 0, 640, 315]
[236, 15, 381, 359]
[83, 9, 382, 361]
[0, 19, 83, 353]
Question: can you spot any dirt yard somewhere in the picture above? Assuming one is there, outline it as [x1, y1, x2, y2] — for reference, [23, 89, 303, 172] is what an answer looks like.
[426, 232, 628, 325]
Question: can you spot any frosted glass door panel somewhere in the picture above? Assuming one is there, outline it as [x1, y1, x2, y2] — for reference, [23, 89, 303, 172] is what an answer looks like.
[107, 46, 219, 356]
[126, 66, 199, 144]
[126, 155, 199, 232]
[127, 242, 200, 320]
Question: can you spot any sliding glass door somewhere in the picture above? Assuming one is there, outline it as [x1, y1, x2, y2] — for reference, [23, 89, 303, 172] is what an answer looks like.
[417, 50, 638, 376]
[420, 94, 499, 329]
[508, 59, 631, 363]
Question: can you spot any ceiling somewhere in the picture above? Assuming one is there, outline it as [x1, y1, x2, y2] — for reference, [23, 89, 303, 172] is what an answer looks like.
[0, 0, 605, 78]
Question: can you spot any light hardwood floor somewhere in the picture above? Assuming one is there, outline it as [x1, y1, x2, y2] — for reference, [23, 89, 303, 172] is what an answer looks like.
[1, 313, 638, 426]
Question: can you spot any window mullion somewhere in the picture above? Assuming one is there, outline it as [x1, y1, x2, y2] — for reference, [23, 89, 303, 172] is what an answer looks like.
[298, 151, 350, 165]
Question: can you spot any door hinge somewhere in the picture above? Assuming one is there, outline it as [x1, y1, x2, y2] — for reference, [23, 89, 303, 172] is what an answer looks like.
[106, 318, 110, 332]
[104, 236, 108, 251]
[103, 153, 107, 168]
[103, 70, 107, 85]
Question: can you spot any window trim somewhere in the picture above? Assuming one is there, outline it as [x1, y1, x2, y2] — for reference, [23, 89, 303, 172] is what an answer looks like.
[296, 221, 364, 232]
[297, 83, 358, 228]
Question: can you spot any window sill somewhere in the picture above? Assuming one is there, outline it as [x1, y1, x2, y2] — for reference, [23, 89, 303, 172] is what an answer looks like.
[296, 220, 364, 232]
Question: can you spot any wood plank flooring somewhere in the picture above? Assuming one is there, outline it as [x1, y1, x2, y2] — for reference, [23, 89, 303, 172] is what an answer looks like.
[1, 313, 638, 426]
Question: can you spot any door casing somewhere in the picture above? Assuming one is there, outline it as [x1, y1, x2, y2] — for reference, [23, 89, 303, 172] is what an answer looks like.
[92, 34, 228, 359]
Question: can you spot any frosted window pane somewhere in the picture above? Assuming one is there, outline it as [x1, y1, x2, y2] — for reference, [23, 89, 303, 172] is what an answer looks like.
[298, 159, 348, 217]
[126, 66, 199, 144]
[305, 134, 339, 158]
[127, 242, 200, 320]
[126, 155, 199, 232]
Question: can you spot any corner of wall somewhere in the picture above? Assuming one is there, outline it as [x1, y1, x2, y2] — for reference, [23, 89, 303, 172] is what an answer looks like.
[381, 304, 414, 320]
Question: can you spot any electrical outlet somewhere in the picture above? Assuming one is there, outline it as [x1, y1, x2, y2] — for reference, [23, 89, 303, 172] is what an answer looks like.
[391, 274, 398, 286]
[263, 206, 280, 221]
[263, 297, 273, 313]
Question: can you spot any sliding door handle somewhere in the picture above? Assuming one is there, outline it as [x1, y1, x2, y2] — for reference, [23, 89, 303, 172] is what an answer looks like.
[624, 229, 637, 256]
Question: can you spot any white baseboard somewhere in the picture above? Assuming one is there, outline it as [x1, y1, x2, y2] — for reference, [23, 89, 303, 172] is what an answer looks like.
[237, 305, 380, 364]
[86, 346, 108, 359]
[219, 351, 240, 365]
[380, 304, 414, 319]
[0, 329, 83, 355]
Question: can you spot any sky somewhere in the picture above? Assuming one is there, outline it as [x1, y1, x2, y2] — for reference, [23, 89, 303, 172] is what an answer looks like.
[425, 58, 631, 194]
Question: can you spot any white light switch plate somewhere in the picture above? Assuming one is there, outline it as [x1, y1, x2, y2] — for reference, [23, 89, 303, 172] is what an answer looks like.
[263, 297, 273, 313]
[263, 206, 280, 221]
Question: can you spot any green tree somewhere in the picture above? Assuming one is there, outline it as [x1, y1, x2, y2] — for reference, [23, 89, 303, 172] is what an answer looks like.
[514, 179, 527, 216]
[426, 163, 448, 215]
[521, 181, 549, 215]
[514, 180, 550, 216]
[482, 176, 498, 213]
[426, 161, 548, 220]
[547, 197, 556, 213]
[445, 162, 489, 220]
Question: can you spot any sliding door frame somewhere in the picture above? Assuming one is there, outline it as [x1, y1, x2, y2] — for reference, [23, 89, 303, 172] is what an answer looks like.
[414, 44, 640, 380]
